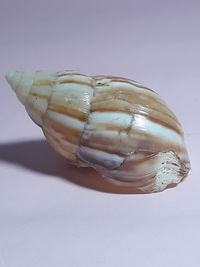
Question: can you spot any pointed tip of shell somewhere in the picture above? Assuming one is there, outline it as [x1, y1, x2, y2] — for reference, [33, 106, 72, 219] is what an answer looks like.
[5, 71, 16, 89]
[5, 71, 23, 94]
[5, 71, 36, 105]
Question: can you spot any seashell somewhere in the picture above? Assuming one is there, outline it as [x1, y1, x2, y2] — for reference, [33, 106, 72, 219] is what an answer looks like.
[6, 70, 190, 193]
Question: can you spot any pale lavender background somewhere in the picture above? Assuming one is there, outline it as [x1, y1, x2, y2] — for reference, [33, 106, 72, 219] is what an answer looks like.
[0, 0, 200, 266]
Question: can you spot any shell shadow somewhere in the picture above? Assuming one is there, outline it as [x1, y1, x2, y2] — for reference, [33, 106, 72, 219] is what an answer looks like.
[0, 139, 143, 194]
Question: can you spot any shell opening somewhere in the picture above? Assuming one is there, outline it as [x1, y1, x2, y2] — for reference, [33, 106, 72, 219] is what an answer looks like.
[141, 151, 188, 192]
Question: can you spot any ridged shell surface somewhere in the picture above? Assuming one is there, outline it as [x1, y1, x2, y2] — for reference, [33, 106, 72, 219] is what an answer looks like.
[6, 70, 190, 193]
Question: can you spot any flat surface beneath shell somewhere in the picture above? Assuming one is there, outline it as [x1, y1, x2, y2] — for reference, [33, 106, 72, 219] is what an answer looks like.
[0, 1, 199, 267]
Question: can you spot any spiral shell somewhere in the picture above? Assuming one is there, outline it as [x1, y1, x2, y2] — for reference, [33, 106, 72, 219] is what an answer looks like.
[6, 70, 190, 193]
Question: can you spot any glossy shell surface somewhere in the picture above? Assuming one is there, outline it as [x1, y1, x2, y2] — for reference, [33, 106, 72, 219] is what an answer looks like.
[6, 70, 190, 193]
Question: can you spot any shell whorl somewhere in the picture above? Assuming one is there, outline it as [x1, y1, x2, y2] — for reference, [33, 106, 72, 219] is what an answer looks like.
[6, 70, 190, 193]
[6, 71, 56, 126]
[6, 71, 36, 104]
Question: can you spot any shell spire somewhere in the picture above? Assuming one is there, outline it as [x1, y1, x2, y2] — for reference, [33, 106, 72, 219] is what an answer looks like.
[6, 71, 57, 126]
[6, 70, 190, 193]
[6, 71, 35, 104]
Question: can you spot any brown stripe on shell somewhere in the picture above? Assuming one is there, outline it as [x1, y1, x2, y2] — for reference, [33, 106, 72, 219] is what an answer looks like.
[46, 82, 92, 124]
[94, 75, 138, 81]
[102, 152, 158, 186]
[93, 75, 156, 93]
[94, 75, 139, 85]
[30, 92, 49, 99]
[80, 143, 127, 158]
[90, 109, 181, 135]
[145, 114, 182, 135]
[57, 72, 90, 78]
[102, 172, 157, 190]
[92, 87, 180, 125]
[79, 77, 185, 159]
[32, 80, 54, 87]
[47, 104, 88, 121]
[118, 152, 159, 172]
[91, 102, 182, 135]
[93, 87, 173, 116]
[94, 119, 181, 134]
[43, 117, 82, 145]
[80, 125, 185, 159]
[58, 79, 92, 87]
[110, 78, 155, 93]
[106, 170, 157, 187]
[43, 129, 76, 164]
[78, 143, 159, 162]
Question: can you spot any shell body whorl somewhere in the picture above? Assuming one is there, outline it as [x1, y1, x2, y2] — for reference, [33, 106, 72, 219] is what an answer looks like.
[6, 70, 190, 193]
